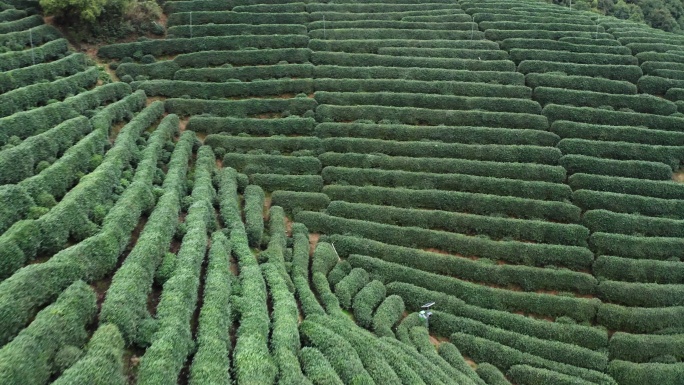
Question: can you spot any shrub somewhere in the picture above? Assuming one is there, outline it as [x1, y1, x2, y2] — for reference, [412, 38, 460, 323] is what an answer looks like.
[583, 209, 684, 237]
[315, 104, 548, 129]
[188, 116, 315, 136]
[52, 324, 126, 385]
[168, 23, 306, 38]
[334, 268, 369, 309]
[176, 63, 313, 82]
[597, 303, 684, 333]
[568, 174, 684, 199]
[313, 64, 525, 84]
[132, 78, 313, 99]
[518, 61, 642, 82]
[300, 347, 344, 385]
[322, 138, 560, 163]
[250, 174, 323, 193]
[485, 29, 612, 41]
[0, 38, 68, 72]
[166, 97, 317, 117]
[223, 154, 321, 175]
[352, 280, 386, 329]
[309, 38, 496, 53]
[558, 138, 684, 169]
[534, 87, 675, 115]
[525, 73, 636, 94]
[321, 166, 571, 200]
[373, 295, 405, 337]
[573, 189, 684, 217]
[450, 333, 615, 385]
[98, 35, 309, 59]
[388, 282, 607, 350]
[311, 51, 513, 71]
[609, 332, 684, 362]
[322, 185, 581, 222]
[597, 280, 684, 307]
[502, 38, 628, 54]
[590, 232, 684, 261]
[476, 363, 511, 385]
[327, 260, 351, 288]
[608, 360, 684, 385]
[320, 153, 564, 183]
[244, 185, 265, 248]
[136, 146, 215, 385]
[550, 120, 684, 146]
[559, 154, 673, 180]
[594, 255, 684, 283]
[326, 201, 587, 246]
[510, 48, 635, 65]
[508, 365, 598, 385]
[100, 129, 192, 344]
[167, 11, 308, 27]
[0, 281, 96, 385]
[271, 191, 329, 215]
[349, 255, 599, 322]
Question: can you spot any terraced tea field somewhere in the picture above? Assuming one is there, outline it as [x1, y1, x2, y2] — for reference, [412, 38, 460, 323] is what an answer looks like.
[2, 0, 684, 383]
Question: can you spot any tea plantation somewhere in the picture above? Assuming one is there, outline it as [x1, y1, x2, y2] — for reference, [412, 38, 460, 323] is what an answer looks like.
[1, 0, 684, 383]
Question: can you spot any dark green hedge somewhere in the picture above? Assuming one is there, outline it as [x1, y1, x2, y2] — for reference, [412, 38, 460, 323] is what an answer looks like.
[322, 185, 581, 222]
[569, 173, 684, 199]
[314, 78, 530, 98]
[0, 66, 99, 117]
[321, 138, 561, 164]
[560, 154, 673, 180]
[319, 153, 565, 182]
[346, 254, 599, 322]
[594, 255, 684, 284]
[175, 63, 313, 82]
[508, 365, 598, 385]
[573, 189, 684, 217]
[326, 232, 594, 293]
[637, 75, 684, 95]
[334, 267, 369, 309]
[168, 23, 306, 38]
[187, 116, 315, 136]
[51, 323, 127, 385]
[315, 122, 558, 146]
[165, 97, 317, 117]
[610, 332, 684, 362]
[244, 185, 264, 248]
[543, 103, 684, 131]
[223, 154, 320, 175]
[584, 209, 684, 237]
[0, 53, 88, 94]
[525, 73, 637, 94]
[98, 35, 309, 59]
[131, 78, 313, 99]
[597, 280, 684, 307]
[597, 303, 684, 333]
[558, 138, 683, 169]
[476, 363, 511, 385]
[313, 64, 524, 84]
[474, 13, 593, 24]
[300, 347, 344, 385]
[271, 191, 329, 215]
[326, 201, 588, 246]
[560, 36, 622, 46]
[321, 166, 571, 201]
[510, 48, 635, 65]
[449, 333, 615, 385]
[306, 2, 461, 12]
[206, 135, 322, 155]
[309, 38, 496, 53]
[352, 280, 386, 329]
[0, 281, 96, 385]
[608, 360, 684, 385]
[0, 116, 92, 185]
[378, 47, 509, 60]
[309, 20, 477, 30]
[250, 174, 323, 193]
[99, 128, 191, 345]
[0, 38, 68, 72]
[299, 212, 593, 270]
[518, 61, 642, 82]
[485, 29, 613, 41]
[316, 105, 549, 129]
[311, 52, 513, 71]
[590, 232, 684, 261]
[480, 20, 603, 32]
[175, 47, 311, 69]
[167, 11, 308, 27]
[0, 24, 61, 49]
[534, 87, 675, 115]
[387, 282, 607, 350]
[551, 120, 684, 146]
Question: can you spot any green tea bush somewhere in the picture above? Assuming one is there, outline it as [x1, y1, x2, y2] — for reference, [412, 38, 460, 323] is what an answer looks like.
[525, 73, 637, 94]
[509, 48, 634, 65]
[168, 23, 306, 38]
[590, 232, 684, 261]
[313, 64, 524, 84]
[0, 53, 89, 94]
[322, 185, 581, 222]
[334, 267, 369, 309]
[352, 280, 386, 328]
[560, 155, 672, 180]
[244, 185, 264, 248]
[583, 209, 684, 237]
[480, 20, 602, 32]
[551, 120, 684, 146]
[0, 24, 61, 48]
[321, 167, 571, 200]
[534, 87, 675, 115]
[573, 189, 684, 217]
[311, 51, 512, 71]
[597, 303, 684, 333]
[0, 185, 35, 234]
[167, 11, 308, 27]
[485, 29, 613, 41]
[544, 104, 684, 130]
[558, 138, 684, 169]
[132, 78, 313, 99]
[597, 280, 684, 307]
[609, 332, 684, 362]
[271, 191, 329, 215]
[378, 47, 508, 60]
[176, 63, 313, 82]
[476, 363, 511, 385]
[300, 347, 344, 385]
[224, 154, 321, 175]
[508, 365, 598, 385]
[594, 255, 684, 283]
[309, 38, 495, 53]
[309, 20, 477, 30]
[250, 174, 323, 192]
[518, 61, 642, 82]
[320, 153, 564, 183]
[608, 360, 684, 385]
[187, 116, 315, 136]
[373, 295, 405, 337]
[0, 38, 68, 72]
[166, 97, 317, 117]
